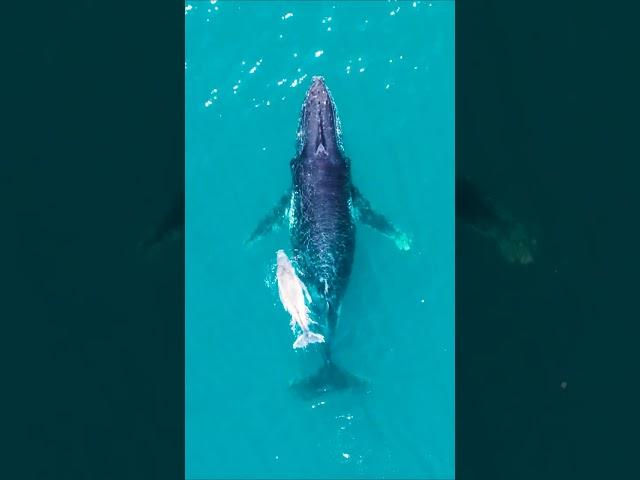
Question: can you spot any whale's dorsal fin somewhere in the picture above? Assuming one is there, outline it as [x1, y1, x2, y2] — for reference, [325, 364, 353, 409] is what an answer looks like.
[245, 189, 292, 246]
[351, 186, 412, 251]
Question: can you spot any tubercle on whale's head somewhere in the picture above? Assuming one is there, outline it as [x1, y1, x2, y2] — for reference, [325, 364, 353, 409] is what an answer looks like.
[296, 76, 345, 160]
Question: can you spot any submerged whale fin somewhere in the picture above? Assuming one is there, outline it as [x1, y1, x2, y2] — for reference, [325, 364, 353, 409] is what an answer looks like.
[289, 358, 369, 399]
[351, 186, 412, 251]
[456, 176, 536, 264]
[138, 192, 184, 257]
[245, 190, 291, 245]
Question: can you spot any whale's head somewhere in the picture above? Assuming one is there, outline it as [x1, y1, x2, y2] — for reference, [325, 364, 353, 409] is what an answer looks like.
[296, 76, 344, 160]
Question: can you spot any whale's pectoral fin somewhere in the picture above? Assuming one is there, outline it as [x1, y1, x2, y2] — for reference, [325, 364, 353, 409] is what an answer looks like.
[456, 176, 536, 264]
[245, 190, 291, 246]
[351, 186, 412, 251]
[138, 192, 184, 257]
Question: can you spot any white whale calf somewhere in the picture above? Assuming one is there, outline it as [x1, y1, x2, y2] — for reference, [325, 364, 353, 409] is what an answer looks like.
[275, 250, 325, 349]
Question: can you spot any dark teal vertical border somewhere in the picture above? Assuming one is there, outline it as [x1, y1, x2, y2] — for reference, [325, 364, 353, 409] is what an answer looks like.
[2, 2, 184, 479]
[456, 1, 638, 479]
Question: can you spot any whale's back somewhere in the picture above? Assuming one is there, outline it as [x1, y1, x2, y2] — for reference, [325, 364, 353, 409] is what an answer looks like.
[291, 153, 355, 305]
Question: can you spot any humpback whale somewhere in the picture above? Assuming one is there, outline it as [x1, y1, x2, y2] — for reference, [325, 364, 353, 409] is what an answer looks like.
[247, 77, 411, 395]
[140, 179, 535, 265]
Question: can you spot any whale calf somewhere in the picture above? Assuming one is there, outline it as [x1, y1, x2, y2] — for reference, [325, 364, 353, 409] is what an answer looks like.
[248, 77, 411, 395]
[276, 249, 325, 349]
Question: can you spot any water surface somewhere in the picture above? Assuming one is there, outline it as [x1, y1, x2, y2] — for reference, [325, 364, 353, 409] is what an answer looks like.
[186, 2, 454, 478]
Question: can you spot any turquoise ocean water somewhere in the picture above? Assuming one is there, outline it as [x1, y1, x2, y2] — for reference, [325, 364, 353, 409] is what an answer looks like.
[186, 1, 454, 478]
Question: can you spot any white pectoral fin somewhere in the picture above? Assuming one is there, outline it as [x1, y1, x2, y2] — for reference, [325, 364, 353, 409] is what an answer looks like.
[301, 281, 312, 304]
[393, 231, 412, 251]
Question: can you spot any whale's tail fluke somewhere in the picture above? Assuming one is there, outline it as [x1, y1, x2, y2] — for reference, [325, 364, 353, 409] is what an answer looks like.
[289, 298, 366, 397]
[293, 331, 325, 349]
[289, 353, 369, 399]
